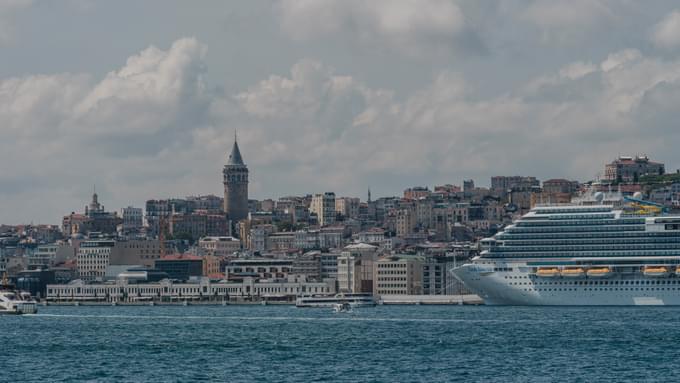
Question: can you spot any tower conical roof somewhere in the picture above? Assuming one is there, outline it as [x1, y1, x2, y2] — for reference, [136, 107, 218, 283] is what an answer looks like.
[227, 139, 245, 165]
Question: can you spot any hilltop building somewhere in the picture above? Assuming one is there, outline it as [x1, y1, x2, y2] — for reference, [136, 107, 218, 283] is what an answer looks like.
[604, 155, 665, 183]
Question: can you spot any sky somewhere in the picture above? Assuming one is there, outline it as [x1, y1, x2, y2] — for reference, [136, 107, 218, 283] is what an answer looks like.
[3, 0, 680, 224]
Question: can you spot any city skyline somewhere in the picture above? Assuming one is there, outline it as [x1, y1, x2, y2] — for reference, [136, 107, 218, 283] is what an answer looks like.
[4, 1, 680, 223]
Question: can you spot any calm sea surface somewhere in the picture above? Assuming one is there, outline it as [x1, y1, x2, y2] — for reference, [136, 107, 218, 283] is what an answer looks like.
[3, 305, 680, 382]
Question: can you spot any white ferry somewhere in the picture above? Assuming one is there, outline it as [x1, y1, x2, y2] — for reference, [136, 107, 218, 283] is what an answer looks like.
[0, 274, 38, 315]
[452, 192, 680, 305]
[295, 293, 376, 308]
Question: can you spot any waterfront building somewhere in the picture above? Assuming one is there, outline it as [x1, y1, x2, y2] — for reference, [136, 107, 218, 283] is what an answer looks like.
[223, 136, 249, 222]
[310, 192, 336, 226]
[77, 240, 161, 281]
[46, 276, 336, 303]
[604, 155, 665, 183]
[373, 254, 424, 296]
[337, 243, 378, 293]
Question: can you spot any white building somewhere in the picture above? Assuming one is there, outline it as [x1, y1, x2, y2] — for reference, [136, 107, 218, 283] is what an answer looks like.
[46, 276, 336, 302]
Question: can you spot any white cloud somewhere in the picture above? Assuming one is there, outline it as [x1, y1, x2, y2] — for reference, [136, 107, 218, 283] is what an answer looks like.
[0, 38, 217, 222]
[6, 31, 680, 223]
[652, 10, 680, 49]
[277, 0, 466, 55]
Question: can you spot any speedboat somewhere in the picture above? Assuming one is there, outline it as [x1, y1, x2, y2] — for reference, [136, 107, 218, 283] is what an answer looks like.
[333, 302, 352, 313]
[0, 274, 38, 315]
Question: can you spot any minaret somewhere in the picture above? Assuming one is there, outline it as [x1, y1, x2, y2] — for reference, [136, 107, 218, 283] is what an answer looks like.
[223, 134, 249, 221]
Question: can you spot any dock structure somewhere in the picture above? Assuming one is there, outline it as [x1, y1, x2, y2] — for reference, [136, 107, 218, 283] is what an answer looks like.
[379, 294, 483, 305]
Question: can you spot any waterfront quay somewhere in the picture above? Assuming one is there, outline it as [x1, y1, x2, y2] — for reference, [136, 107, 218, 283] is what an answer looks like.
[45, 276, 481, 305]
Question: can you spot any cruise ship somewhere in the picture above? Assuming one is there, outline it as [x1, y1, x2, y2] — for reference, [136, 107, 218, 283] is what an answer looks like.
[451, 192, 680, 305]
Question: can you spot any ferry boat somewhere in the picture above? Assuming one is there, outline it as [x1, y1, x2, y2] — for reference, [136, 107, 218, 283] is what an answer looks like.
[0, 274, 38, 315]
[295, 293, 376, 308]
[451, 191, 680, 305]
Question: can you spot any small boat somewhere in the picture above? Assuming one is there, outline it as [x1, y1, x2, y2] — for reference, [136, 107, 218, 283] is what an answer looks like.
[587, 267, 612, 278]
[561, 268, 585, 278]
[643, 266, 669, 277]
[333, 302, 352, 313]
[536, 268, 560, 277]
[0, 274, 38, 315]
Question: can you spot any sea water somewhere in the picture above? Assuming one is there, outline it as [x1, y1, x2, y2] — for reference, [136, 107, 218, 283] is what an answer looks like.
[3, 305, 679, 382]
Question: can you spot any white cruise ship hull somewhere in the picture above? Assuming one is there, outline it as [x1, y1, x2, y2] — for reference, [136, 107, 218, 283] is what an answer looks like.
[452, 262, 680, 306]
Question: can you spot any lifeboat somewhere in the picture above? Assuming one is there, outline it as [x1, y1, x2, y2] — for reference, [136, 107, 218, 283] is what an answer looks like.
[586, 267, 612, 278]
[561, 267, 585, 277]
[643, 266, 669, 277]
[676, 266, 680, 275]
[536, 267, 560, 277]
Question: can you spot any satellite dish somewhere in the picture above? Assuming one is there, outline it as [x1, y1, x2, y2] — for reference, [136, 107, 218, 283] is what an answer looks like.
[594, 192, 605, 203]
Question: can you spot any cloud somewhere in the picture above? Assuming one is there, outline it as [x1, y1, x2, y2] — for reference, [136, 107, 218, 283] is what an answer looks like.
[233, 49, 680, 198]
[0, 37, 217, 222]
[520, 0, 617, 43]
[6, 31, 680, 223]
[652, 10, 680, 49]
[276, 0, 470, 55]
